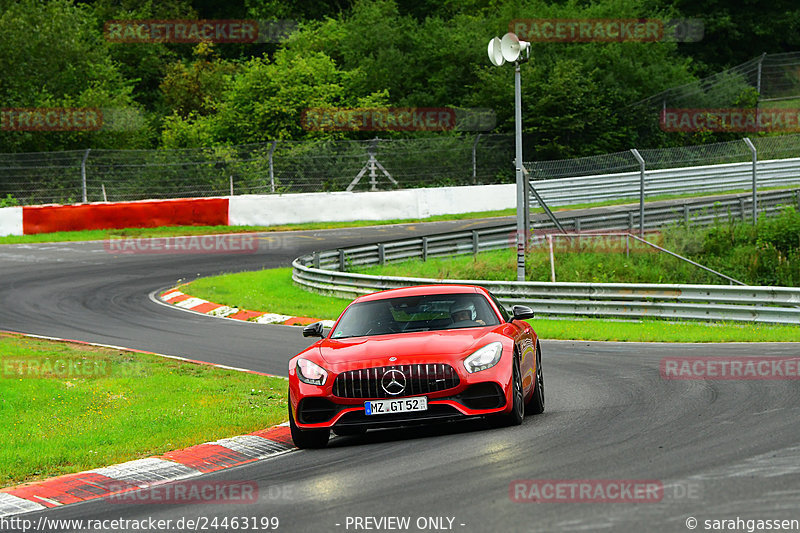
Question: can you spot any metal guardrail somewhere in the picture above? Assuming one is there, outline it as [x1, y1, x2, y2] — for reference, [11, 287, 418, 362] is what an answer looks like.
[531, 189, 800, 232]
[292, 190, 800, 324]
[528, 157, 800, 207]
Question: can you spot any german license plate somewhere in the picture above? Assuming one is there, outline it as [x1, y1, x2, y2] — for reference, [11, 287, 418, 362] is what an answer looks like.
[364, 396, 428, 416]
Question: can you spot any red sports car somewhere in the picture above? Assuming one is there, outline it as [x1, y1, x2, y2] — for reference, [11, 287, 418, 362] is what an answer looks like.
[287, 284, 544, 448]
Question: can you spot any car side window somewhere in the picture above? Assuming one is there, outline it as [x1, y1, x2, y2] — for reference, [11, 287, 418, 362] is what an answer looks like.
[488, 293, 510, 322]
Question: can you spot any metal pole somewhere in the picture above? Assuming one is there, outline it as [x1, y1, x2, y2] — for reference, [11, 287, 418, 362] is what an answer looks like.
[548, 234, 555, 282]
[631, 148, 645, 237]
[81, 148, 91, 203]
[472, 134, 481, 184]
[756, 53, 766, 97]
[743, 137, 757, 224]
[515, 63, 526, 281]
[268, 140, 277, 193]
[229, 175, 234, 196]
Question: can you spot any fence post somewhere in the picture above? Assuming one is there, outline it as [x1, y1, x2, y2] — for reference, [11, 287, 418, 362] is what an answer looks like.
[378, 243, 385, 266]
[268, 140, 277, 193]
[548, 234, 556, 282]
[339, 249, 345, 271]
[472, 134, 481, 184]
[229, 175, 234, 196]
[630, 148, 645, 237]
[743, 137, 757, 224]
[472, 230, 479, 255]
[422, 236, 428, 262]
[81, 149, 91, 203]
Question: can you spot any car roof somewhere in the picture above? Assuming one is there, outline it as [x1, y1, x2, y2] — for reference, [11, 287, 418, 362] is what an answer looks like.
[355, 284, 486, 302]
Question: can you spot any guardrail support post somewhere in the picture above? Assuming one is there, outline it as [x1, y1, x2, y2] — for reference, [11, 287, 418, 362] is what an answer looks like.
[739, 197, 746, 221]
[626, 234, 630, 258]
[683, 204, 690, 227]
[574, 219, 581, 233]
[378, 243, 385, 266]
[548, 234, 556, 282]
[422, 237, 428, 262]
[631, 148, 646, 237]
[628, 212, 634, 230]
[313, 251, 320, 269]
[338, 249, 345, 271]
[743, 137, 757, 224]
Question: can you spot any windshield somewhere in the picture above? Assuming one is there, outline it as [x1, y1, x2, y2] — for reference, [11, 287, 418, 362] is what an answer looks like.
[331, 293, 500, 339]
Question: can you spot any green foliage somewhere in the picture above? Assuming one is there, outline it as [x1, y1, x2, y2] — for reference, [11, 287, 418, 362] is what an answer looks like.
[0, 0, 152, 151]
[0, 194, 19, 207]
[1, 0, 797, 159]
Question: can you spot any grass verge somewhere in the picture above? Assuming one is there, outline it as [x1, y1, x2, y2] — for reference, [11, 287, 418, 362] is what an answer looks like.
[181, 269, 800, 342]
[0, 332, 287, 488]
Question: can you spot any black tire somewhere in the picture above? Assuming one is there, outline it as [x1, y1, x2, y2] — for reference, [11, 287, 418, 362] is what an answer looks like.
[332, 426, 367, 437]
[288, 401, 330, 449]
[488, 355, 525, 428]
[525, 343, 545, 415]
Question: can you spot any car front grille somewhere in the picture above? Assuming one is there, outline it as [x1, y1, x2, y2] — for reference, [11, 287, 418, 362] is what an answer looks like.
[332, 363, 460, 399]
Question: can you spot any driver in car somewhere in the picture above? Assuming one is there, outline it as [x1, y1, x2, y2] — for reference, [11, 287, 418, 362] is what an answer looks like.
[450, 302, 486, 327]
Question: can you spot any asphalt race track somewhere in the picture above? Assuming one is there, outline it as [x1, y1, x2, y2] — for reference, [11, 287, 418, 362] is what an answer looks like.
[2, 219, 800, 533]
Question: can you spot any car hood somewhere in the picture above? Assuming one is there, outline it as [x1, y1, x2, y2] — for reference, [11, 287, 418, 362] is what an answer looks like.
[317, 327, 502, 368]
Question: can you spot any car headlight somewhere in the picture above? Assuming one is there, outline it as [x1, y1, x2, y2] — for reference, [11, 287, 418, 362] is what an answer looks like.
[463, 342, 504, 373]
[296, 358, 328, 386]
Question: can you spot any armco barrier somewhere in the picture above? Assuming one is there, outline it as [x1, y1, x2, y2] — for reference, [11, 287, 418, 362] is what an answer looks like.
[291, 192, 800, 325]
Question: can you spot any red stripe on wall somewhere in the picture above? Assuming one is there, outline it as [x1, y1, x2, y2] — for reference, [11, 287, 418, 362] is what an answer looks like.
[22, 198, 229, 234]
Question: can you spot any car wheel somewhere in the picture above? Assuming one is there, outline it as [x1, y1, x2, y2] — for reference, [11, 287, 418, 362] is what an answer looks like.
[288, 401, 330, 449]
[525, 342, 545, 415]
[488, 356, 524, 428]
[332, 426, 367, 437]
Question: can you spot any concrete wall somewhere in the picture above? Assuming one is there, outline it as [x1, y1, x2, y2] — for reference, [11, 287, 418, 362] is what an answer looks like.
[0, 207, 23, 236]
[228, 184, 516, 226]
[1, 184, 517, 236]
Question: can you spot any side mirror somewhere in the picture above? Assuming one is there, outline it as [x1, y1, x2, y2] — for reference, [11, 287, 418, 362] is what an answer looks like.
[302, 322, 324, 338]
[511, 305, 534, 321]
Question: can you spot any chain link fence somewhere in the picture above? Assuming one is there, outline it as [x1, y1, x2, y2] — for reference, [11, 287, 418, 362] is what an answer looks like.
[633, 51, 800, 109]
[0, 135, 515, 205]
[1, 132, 800, 207]
[525, 134, 800, 210]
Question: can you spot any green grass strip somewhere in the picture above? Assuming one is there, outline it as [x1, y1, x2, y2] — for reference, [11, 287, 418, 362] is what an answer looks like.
[0, 333, 288, 488]
[183, 268, 800, 342]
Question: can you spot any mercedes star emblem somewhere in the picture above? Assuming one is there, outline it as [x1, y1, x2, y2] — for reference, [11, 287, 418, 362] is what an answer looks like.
[381, 369, 406, 396]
